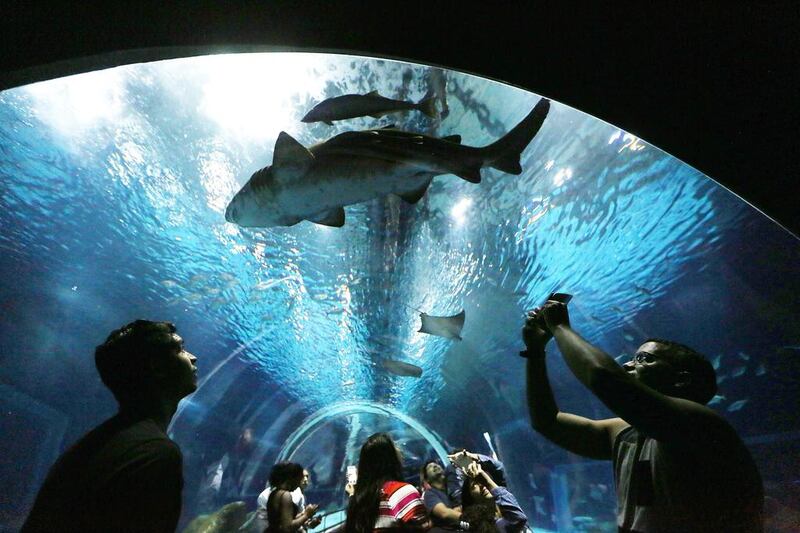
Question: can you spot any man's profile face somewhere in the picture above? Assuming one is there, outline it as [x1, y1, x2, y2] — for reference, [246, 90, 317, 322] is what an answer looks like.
[623, 341, 679, 393]
[159, 333, 198, 397]
[300, 470, 310, 490]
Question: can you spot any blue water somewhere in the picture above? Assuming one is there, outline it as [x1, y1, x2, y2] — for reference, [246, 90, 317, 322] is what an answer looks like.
[0, 53, 798, 532]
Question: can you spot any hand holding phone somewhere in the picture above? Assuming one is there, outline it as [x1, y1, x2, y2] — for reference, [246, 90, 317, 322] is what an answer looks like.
[545, 292, 573, 305]
[449, 451, 475, 470]
[346, 465, 357, 486]
[540, 292, 572, 330]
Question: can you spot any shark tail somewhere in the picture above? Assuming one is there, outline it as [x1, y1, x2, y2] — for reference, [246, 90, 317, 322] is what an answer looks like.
[416, 93, 438, 119]
[483, 98, 550, 175]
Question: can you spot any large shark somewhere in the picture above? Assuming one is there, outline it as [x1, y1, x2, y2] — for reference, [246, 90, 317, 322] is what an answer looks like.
[224, 98, 550, 228]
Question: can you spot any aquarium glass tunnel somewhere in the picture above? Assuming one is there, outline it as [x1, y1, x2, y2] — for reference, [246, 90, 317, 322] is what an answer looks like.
[1, 53, 798, 532]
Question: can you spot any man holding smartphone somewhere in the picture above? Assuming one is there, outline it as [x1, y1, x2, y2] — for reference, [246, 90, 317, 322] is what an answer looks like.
[522, 297, 763, 532]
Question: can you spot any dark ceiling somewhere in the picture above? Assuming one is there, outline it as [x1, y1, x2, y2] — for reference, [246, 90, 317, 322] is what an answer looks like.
[2, 2, 797, 235]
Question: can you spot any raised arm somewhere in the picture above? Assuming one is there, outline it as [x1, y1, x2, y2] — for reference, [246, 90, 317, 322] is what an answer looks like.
[465, 463, 527, 531]
[491, 486, 528, 531]
[523, 310, 627, 459]
[540, 301, 729, 445]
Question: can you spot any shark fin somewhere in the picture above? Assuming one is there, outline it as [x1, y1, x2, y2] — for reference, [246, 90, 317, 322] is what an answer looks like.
[398, 177, 433, 204]
[489, 153, 522, 175]
[273, 133, 314, 177]
[324, 121, 334, 126]
[381, 124, 397, 129]
[441, 134, 461, 143]
[309, 208, 345, 227]
[366, 90, 380, 96]
[485, 98, 550, 175]
[456, 168, 482, 184]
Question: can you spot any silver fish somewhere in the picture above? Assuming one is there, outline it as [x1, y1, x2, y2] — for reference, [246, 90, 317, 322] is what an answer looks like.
[381, 359, 423, 378]
[301, 90, 437, 124]
[225, 98, 550, 228]
[727, 399, 749, 412]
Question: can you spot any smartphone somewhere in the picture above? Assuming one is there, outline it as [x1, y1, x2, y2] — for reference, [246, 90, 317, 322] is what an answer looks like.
[546, 292, 573, 304]
[346, 465, 357, 485]
[452, 453, 475, 470]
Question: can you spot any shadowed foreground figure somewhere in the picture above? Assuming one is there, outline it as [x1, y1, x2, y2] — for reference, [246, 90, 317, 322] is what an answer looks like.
[22, 320, 198, 532]
[522, 300, 763, 532]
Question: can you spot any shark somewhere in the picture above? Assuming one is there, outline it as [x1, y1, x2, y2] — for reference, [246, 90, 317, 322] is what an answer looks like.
[301, 90, 438, 124]
[224, 98, 550, 228]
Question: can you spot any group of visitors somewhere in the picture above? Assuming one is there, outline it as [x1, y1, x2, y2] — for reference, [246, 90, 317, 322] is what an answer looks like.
[20, 294, 765, 532]
[342, 435, 527, 533]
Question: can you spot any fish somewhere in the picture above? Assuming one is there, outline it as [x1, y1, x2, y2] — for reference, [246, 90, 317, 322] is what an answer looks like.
[189, 273, 209, 285]
[301, 90, 438, 124]
[708, 394, 726, 406]
[418, 310, 465, 341]
[381, 359, 423, 378]
[253, 276, 293, 291]
[634, 285, 653, 296]
[225, 98, 550, 228]
[727, 399, 749, 412]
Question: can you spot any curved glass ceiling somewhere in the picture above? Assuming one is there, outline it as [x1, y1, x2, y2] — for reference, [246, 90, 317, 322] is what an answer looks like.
[1, 53, 798, 532]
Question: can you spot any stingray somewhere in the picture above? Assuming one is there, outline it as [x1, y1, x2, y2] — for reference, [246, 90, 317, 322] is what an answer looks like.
[414, 308, 466, 340]
[381, 359, 423, 378]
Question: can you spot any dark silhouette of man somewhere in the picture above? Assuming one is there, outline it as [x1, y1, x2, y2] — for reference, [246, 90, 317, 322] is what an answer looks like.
[22, 320, 198, 532]
[523, 300, 763, 532]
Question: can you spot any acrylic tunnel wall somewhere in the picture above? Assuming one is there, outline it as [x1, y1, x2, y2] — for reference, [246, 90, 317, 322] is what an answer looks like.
[1, 53, 798, 532]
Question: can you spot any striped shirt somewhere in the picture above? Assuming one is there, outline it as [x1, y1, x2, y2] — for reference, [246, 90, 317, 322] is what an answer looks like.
[374, 480, 429, 532]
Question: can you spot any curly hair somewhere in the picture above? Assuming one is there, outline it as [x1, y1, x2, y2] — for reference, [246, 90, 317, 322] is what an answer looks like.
[460, 476, 497, 533]
[269, 462, 304, 487]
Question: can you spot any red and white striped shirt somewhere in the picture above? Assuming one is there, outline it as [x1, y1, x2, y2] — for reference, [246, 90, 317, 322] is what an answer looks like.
[374, 481, 428, 532]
